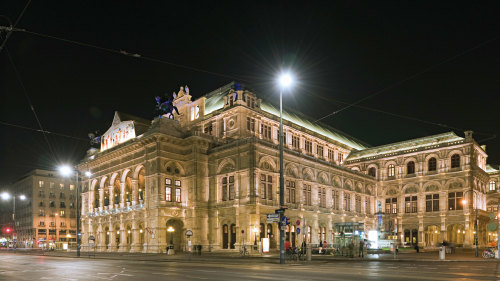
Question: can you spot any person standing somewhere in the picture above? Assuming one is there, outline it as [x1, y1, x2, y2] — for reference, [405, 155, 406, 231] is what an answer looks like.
[359, 240, 365, 258]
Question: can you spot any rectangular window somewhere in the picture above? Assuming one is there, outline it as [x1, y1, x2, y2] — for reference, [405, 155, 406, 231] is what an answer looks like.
[69, 185, 75, 191]
[286, 180, 296, 203]
[262, 124, 272, 139]
[175, 180, 181, 187]
[60, 192, 65, 199]
[405, 196, 417, 213]
[60, 202, 66, 208]
[338, 153, 344, 163]
[59, 183, 64, 189]
[39, 180, 44, 188]
[317, 145, 324, 158]
[303, 184, 312, 206]
[386, 197, 397, 214]
[426, 194, 439, 212]
[328, 149, 335, 162]
[175, 188, 181, 202]
[222, 176, 235, 201]
[166, 187, 171, 201]
[39, 190, 45, 197]
[260, 174, 273, 200]
[49, 192, 55, 198]
[319, 187, 326, 208]
[365, 197, 371, 214]
[60, 210, 65, 216]
[448, 192, 463, 210]
[355, 195, 361, 213]
[344, 193, 351, 211]
[292, 135, 299, 149]
[165, 178, 172, 201]
[305, 140, 312, 154]
[50, 201, 55, 208]
[332, 190, 340, 210]
[229, 176, 235, 200]
[247, 117, 255, 132]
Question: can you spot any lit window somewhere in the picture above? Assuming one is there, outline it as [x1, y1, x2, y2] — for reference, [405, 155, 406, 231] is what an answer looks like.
[190, 106, 200, 121]
[260, 174, 272, 200]
[404, 196, 417, 213]
[332, 190, 340, 210]
[490, 181, 497, 191]
[448, 192, 464, 210]
[317, 145, 324, 158]
[426, 194, 439, 212]
[261, 124, 272, 140]
[304, 140, 312, 154]
[388, 164, 395, 177]
[175, 188, 181, 202]
[39, 181, 44, 188]
[222, 176, 235, 201]
[247, 117, 255, 132]
[286, 180, 296, 203]
[165, 178, 172, 201]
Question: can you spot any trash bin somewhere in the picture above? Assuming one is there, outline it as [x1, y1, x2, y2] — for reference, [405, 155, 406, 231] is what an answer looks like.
[306, 245, 312, 261]
[439, 246, 445, 260]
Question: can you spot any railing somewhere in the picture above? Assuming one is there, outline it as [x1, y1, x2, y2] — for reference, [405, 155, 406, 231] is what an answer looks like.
[88, 202, 145, 217]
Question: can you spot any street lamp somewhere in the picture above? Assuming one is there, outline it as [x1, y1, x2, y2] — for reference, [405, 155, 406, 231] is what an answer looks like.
[167, 226, 175, 253]
[1, 192, 26, 250]
[277, 71, 294, 264]
[462, 199, 478, 257]
[58, 165, 81, 257]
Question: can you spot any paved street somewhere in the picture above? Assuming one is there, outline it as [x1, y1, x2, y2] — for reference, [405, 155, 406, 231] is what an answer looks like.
[2, 252, 500, 280]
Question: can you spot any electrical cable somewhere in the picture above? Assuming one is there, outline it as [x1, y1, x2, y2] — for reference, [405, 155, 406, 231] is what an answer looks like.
[314, 33, 500, 122]
[0, 120, 88, 141]
[5, 47, 59, 162]
[0, 0, 31, 53]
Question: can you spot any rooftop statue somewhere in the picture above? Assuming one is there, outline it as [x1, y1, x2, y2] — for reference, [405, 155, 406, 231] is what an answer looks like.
[155, 94, 180, 119]
[177, 86, 185, 98]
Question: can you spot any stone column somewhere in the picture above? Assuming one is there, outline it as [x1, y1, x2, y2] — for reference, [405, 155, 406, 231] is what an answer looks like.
[131, 180, 138, 205]
[109, 186, 114, 209]
[99, 189, 104, 210]
[88, 191, 94, 213]
[120, 183, 126, 208]
[119, 223, 127, 252]
[130, 221, 140, 252]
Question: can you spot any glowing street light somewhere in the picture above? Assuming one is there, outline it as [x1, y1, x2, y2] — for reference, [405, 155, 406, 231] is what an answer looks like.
[58, 164, 81, 257]
[277, 70, 295, 265]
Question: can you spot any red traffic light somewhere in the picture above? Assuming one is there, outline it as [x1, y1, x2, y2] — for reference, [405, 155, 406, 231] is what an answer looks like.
[5, 228, 11, 233]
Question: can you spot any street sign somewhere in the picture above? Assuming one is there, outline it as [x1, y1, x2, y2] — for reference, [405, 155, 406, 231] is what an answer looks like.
[296, 227, 300, 234]
[280, 216, 289, 226]
[296, 220, 300, 226]
[266, 213, 280, 223]
[186, 229, 193, 237]
[275, 208, 285, 214]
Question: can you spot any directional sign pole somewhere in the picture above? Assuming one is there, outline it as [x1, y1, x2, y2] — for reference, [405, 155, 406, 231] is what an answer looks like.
[279, 87, 285, 264]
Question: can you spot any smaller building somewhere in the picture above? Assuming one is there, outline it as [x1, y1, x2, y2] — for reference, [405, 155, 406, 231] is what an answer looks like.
[13, 169, 78, 250]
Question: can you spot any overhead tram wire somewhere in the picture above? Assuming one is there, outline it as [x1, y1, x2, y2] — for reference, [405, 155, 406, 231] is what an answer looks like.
[300, 88, 497, 141]
[0, 0, 31, 53]
[5, 47, 59, 163]
[8, 28, 249, 82]
[314, 33, 500, 123]
[0, 120, 88, 142]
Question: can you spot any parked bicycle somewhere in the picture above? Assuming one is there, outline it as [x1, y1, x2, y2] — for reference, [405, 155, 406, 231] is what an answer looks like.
[239, 245, 249, 256]
[482, 248, 496, 258]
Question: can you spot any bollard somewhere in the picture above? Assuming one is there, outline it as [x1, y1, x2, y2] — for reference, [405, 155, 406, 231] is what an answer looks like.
[439, 246, 445, 260]
[306, 245, 312, 261]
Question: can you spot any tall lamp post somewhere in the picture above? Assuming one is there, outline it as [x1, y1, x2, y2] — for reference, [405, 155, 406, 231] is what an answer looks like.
[278, 72, 294, 264]
[59, 165, 90, 257]
[1, 192, 26, 250]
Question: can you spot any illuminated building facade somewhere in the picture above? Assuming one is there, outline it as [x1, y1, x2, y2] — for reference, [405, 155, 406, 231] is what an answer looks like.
[78, 82, 497, 252]
[13, 169, 78, 249]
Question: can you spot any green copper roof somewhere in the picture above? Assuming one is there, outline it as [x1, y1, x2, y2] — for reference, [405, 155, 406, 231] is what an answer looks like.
[346, 132, 464, 162]
[487, 164, 499, 174]
[202, 82, 368, 151]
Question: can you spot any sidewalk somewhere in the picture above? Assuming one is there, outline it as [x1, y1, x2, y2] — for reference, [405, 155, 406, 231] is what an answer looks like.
[1, 248, 498, 263]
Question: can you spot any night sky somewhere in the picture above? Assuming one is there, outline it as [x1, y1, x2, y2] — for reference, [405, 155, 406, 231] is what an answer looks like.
[1, 1, 500, 188]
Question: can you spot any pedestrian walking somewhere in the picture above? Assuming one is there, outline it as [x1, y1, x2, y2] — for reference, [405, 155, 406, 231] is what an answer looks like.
[359, 240, 365, 258]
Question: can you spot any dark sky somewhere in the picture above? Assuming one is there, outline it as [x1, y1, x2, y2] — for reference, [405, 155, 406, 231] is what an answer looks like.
[1, 1, 500, 188]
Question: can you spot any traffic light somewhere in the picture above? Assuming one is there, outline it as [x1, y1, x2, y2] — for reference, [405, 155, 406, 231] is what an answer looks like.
[5, 228, 11, 234]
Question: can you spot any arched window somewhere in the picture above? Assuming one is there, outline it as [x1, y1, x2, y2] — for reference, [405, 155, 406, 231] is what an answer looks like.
[368, 167, 376, 177]
[388, 164, 395, 177]
[451, 154, 460, 168]
[490, 181, 497, 191]
[407, 161, 415, 174]
[428, 157, 437, 172]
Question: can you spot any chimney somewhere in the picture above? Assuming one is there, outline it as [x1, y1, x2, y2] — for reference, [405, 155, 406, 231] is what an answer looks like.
[464, 130, 473, 141]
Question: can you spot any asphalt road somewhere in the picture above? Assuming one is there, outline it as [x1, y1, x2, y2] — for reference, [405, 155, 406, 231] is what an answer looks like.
[1, 253, 500, 281]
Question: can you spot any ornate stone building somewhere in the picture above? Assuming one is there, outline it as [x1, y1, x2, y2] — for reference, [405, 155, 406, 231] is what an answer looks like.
[344, 131, 492, 248]
[78, 82, 497, 253]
